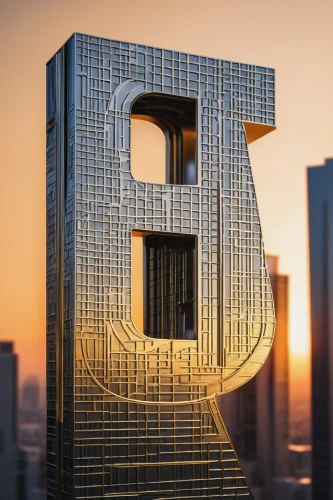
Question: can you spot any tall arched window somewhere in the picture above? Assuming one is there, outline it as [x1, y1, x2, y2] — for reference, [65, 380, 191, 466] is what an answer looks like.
[131, 93, 197, 185]
[130, 93, 198, 340]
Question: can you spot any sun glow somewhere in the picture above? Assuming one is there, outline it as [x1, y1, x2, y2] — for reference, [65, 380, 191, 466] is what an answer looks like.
[289, 313, 310, 356]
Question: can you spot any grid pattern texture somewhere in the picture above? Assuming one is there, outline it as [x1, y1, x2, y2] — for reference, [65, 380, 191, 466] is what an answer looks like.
[46, 33, 276, 499]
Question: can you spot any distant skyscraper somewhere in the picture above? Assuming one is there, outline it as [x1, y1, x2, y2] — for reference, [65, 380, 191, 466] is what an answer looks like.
[273, 477, 311, 500]
[288, 444, 312, 480]
[0, 341, 26, 499]
[19, 376, 45, 498]
[22, 376, 40, 411]
[308, 157, 333, 500]
[221, 255, 289, 499]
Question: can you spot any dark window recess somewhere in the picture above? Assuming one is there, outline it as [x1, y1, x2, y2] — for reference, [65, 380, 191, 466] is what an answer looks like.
[144, 234, 196, 340]
[131, 93, 197, 185]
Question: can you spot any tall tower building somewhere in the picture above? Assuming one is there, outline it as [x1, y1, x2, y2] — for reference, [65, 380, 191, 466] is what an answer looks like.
[265, 255, 289, 478]
[22, 376, 40, 411]
[221, 255, 289, 499]
[46, 34, 276, 498]
[0, 341, 24, 499]
[308, 157, 333, 499]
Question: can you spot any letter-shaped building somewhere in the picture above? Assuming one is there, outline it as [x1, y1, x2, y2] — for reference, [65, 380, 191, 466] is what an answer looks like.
[46, 33, 276, 499]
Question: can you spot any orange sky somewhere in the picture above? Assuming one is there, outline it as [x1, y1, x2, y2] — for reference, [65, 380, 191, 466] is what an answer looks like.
[1, 0, 332, 395]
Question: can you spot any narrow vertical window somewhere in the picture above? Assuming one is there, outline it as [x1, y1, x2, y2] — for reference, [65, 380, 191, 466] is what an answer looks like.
[132, 231, 197, 340]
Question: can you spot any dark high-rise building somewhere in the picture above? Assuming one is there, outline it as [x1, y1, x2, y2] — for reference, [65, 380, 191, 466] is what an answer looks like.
[46, 33, 276, 499]
[22, 376, 40, 411]
[221, 255, 290, 499]
[0, 341, 27, 499]
[308, 157, 333, 500]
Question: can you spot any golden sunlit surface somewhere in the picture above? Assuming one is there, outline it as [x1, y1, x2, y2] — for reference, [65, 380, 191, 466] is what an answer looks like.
[1, 0, 332, 412]
[243, 122, 276, 144]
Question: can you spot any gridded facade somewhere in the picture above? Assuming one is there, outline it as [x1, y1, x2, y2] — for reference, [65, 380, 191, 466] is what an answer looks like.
[46, 33, 276, 499]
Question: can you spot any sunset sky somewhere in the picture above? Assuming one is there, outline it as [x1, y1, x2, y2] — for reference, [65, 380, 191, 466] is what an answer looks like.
[1, 0, 332, 413]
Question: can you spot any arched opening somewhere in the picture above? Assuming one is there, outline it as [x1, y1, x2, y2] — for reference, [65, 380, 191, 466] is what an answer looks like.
[130, 93, 197, 185]
[130, 93, 198, 340]
[131, 119, 166, 184]
[132, 230, 197, 340]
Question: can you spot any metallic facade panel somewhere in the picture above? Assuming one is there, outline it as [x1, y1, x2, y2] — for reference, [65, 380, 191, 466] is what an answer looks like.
[46, 33, 276, 499]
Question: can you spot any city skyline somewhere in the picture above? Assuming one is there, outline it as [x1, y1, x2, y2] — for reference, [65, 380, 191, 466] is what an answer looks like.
[2, 3, 332, 498]
[2, 0, 333, 390]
